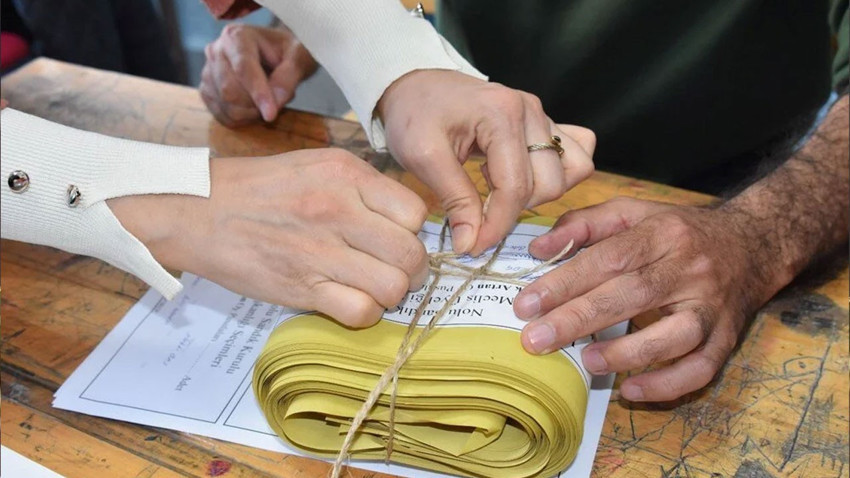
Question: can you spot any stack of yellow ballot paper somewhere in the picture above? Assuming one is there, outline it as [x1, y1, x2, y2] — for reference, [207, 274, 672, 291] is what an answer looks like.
[253, 219, 593, 478]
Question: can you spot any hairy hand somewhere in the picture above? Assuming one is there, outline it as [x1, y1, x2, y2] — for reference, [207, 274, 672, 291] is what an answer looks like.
[513, 197, 780, 402]
[378, 70, 595, 255]
[109, 149, 428, 327]
[200, 24, 318, 126]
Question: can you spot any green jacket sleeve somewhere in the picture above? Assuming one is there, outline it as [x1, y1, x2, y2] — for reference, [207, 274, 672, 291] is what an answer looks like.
[831, 0, 849, 92]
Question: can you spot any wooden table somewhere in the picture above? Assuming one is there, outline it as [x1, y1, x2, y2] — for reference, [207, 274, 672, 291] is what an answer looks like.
[2, 59, 847, 478]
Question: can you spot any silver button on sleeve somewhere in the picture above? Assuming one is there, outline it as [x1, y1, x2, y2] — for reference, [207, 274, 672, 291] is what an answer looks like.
[7, 170, 30, 192]
[67, 184, 82, 207]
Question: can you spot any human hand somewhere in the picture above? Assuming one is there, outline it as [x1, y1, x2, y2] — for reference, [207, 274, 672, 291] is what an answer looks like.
[200, 23, 318, 126]
[377, 70, 595, 256]
[108, 149, 428, 327]
[513, 197, 783, 401]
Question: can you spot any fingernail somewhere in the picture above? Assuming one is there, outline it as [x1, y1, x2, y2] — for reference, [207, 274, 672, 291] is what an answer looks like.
[273, 87, 289, 106]
[528, 235, 552, 258]
[260, 99, 276, 122]
[530, 234, 548, 247]
[582, 346, 608, 375]
[451, 224, 474, 254]
[515, 292, 541, 320]
[620, 383, 644, 401]
[525, 322, 556, 354]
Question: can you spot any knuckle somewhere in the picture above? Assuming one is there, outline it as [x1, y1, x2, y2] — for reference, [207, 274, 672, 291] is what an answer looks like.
[658, 374, 694, 399]
[230, 58, 252, 78]
[714, 324, 740, 351]
[441, 192, 480, 215]
[661, 214, 693, 242]
[535, 178, 567, 204]
[680, 314, 707, 346]
[222, 23, 245, 39]
[571, 155, 595, 181]
[629, 269, 661, 308]
[296, 194, 340, 221]
[406, 201, 429, 230]
[325, 147, 359, 161]
[636, 337, 667, 366]
[694, 355, 722, 386]
[381, 268, 410, 307]
[344, 296, 382, 328]
[322, 148, 362, 173]
[398, 241, 428, 276]
[578, 127, 597, 150]
[292, 186, 342, 221]
[560, 301, 597, 335]
[546, 317, 576, 348]
[587, 293, 623, 320]
[689, 253, 714, 276]
[696, 341, 728, 375]
[522, 91, 544, 112]
[543, 270, 573, 300]
[219, 78, 244, 104]
[599, 247, 630, 274]
[691, 305, 717, 343]
[486, 87, 524, 116]
[222, 104, 255, 124]
[568, 126, 597, 154]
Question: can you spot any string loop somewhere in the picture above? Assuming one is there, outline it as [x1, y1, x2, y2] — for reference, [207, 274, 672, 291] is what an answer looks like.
[330, 221, 573, 478]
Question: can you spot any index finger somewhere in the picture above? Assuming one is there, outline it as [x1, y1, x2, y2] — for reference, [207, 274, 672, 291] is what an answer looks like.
[471, 118, 533, 255]
[515, 226, 670, 320]
[221, 38, 277, 122]
[358, 168, 429, 234]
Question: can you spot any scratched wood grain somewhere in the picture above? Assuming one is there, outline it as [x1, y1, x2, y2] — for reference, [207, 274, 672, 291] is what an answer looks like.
[1, 59, 847, 478]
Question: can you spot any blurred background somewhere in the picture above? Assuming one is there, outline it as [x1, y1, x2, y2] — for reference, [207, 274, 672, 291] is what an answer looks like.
[0, 0, 387, 118]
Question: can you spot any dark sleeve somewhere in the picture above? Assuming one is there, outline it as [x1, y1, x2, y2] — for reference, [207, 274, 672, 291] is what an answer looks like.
[200, 0, 261, 19]
[830, 0, 849, 92]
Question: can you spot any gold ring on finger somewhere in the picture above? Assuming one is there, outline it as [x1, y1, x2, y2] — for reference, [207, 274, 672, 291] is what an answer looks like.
[527, 135, 564, 157]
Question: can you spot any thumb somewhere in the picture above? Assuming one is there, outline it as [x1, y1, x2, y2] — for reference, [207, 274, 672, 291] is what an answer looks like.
[267, 62, 302, 108]
[440, 171, 484, 254]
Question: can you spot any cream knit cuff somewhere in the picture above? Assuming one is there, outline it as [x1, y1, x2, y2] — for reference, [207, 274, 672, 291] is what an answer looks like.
[256, 0, 487, 150]
[1, 109, 210, 299]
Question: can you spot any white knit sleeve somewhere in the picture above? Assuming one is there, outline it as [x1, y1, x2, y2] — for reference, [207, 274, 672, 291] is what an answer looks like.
[0, 109, 210, 299]
[255, 0, 487, 150]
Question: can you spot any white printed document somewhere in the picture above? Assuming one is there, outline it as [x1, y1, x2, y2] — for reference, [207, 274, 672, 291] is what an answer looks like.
[54, 221, 627, 477]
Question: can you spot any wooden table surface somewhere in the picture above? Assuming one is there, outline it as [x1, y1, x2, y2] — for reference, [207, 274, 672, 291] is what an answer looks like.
[1, 59, 847, 478]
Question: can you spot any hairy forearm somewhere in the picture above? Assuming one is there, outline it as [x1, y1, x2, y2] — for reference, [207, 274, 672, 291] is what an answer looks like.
[720, 94, 849, 299]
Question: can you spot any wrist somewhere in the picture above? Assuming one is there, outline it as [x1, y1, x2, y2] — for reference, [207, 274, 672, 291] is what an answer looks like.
[376, 69, 417, 123]
[107, 192, 209, 274]
[715, 194, 798, 300]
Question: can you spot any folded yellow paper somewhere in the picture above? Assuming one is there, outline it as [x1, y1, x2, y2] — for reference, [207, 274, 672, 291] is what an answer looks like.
[253, 219, 590, 477]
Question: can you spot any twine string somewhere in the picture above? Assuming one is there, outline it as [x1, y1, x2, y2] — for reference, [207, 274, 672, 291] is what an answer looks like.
[330, 221, 574, 478]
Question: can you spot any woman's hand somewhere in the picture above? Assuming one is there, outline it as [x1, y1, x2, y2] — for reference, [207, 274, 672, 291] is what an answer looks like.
[108, 148, 428, 327]
[378, 70, 596, 255]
